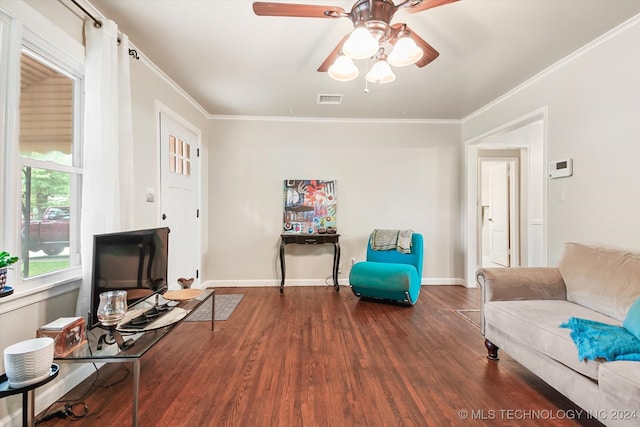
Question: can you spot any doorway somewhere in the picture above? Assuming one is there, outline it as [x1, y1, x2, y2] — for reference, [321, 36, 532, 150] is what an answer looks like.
[464, 112, 547, 286]
[479, 157, 519, 268]
[159, 111, 201, 289]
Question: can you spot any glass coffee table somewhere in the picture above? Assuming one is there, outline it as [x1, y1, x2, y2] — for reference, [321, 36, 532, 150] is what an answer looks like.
[56, 289, 214, 426]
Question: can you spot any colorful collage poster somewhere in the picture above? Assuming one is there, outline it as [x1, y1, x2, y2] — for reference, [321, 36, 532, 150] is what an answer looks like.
[283, 180, 337, 234]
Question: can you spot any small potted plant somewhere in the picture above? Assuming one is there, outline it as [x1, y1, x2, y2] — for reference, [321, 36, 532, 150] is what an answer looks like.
[0, 251, 19, 296]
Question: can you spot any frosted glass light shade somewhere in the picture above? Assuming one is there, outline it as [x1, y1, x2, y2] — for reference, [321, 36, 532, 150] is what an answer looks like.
[366, 59, 396, 84]
[342, 27, 379, 60]
[388, 36, 424, 67]
[328, 55, 359, 81]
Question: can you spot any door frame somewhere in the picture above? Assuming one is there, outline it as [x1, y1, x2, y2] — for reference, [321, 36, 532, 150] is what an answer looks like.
[155, 101, 202, 287]
[463, 107, 548, 287]
[479, 157, 520, 268]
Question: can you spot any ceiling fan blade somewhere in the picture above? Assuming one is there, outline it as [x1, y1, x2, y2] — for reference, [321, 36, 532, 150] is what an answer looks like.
[253, 2, 345, 18]
[406, 0, 458, 14]
[391, 24, 439, 67]
[317, 34, 350, 72]
[412, 36, 439, 68]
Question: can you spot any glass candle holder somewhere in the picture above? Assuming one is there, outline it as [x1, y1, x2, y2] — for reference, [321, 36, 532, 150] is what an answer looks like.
[97, 290, 128, 326]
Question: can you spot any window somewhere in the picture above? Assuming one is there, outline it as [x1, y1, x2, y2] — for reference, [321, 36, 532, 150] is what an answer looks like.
[10, 46, 82, 282]
[0, 4, 84, 298]
[169, 135, 192, 176]
[18, 50, 81, 279]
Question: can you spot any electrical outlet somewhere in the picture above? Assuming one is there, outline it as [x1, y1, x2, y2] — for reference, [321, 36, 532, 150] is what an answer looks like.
[338, 265, 341, 274]
[351, 257, 356, 266]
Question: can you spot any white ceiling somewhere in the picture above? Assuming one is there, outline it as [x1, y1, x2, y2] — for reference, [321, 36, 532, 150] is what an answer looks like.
[87, 0, 640, 120]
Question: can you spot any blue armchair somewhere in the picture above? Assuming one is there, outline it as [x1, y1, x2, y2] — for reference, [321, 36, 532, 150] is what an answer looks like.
[349, 232, 424, 305]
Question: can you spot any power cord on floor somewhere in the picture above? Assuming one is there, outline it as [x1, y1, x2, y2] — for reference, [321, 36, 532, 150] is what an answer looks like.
[35, 362, 130, 424]
[36, 402, 88, 423]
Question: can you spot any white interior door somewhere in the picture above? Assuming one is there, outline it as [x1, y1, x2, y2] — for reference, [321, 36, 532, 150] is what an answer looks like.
[488, 162, 510, 266]
[160, 112, 200, 289]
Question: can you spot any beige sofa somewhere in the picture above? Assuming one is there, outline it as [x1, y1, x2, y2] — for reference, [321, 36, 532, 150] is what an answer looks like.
[477, 243, 640, 427]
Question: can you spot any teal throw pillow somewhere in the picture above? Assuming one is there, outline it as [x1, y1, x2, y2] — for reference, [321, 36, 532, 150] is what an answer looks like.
[623, 296, 640, 340]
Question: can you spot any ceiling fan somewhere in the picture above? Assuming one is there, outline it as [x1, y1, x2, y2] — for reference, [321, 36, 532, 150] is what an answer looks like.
[253, 0, 458, 83]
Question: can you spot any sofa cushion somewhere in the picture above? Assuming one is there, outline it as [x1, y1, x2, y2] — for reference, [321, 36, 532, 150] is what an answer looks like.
[484, 299, 622, 380]
[598, 361, 640, 410]
[558, 242, 640, 322]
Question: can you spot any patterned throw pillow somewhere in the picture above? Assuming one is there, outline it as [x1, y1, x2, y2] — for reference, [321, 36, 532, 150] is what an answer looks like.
[623, 297, 640, 340]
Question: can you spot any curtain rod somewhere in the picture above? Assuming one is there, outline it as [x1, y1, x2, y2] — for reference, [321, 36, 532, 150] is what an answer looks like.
[70, 0, 102, 28]
[67, 0, 140, 60]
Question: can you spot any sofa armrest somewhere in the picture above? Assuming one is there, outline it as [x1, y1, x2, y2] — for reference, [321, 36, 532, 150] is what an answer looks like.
[476, 267, 567, 303]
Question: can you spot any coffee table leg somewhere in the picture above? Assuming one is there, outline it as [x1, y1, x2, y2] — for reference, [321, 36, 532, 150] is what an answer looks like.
[211, 290, 215, 331]
[132, 359, 140, 426]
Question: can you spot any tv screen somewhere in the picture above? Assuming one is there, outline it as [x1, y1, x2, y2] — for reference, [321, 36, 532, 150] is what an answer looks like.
[89, 227, 170, 329]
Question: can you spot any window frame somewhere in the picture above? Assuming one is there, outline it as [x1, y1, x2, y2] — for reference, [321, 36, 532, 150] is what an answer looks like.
[0, 6, 85, 307]
[18, 48, 82, 280]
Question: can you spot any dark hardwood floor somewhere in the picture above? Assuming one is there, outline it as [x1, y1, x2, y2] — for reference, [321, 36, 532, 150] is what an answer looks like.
[40, 286, 603, 426]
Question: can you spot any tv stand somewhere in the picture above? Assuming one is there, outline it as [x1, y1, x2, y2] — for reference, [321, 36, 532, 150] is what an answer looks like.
[56, 288, 214, 427]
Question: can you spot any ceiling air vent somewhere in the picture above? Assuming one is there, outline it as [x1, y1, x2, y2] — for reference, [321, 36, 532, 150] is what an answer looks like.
[317, 94, 342, 105]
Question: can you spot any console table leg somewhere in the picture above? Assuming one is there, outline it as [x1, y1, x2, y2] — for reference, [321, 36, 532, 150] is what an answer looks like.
[333, 242, 341, 291]
[132, 360, 140, 426]
[279, 240, 286, 293]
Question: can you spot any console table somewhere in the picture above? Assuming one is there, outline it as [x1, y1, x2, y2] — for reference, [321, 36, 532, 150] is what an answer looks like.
[279, 233, 340, 293]
[56, 289, 214, 427]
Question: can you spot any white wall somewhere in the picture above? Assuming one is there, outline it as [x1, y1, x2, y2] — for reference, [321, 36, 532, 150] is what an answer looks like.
[205, 119, 464, 285]
[462, 16, 640, 265]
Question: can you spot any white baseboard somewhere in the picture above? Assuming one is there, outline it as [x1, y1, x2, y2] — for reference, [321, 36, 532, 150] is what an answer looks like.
[422, 278, 468, 286]
[201, 278, 468, 288]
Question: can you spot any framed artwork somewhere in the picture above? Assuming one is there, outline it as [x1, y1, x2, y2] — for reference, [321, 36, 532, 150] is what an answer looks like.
[283, 180, 337, 234]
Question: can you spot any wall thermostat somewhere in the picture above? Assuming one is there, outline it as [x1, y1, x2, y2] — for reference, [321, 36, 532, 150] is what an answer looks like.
[549, 158, 573, 178]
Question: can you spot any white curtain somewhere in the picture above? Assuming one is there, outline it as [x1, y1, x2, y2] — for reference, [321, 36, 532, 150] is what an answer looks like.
[76, 19, 134, 319]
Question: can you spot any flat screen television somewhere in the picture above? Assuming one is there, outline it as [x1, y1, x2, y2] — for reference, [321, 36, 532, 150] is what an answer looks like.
[89, 227, 170, 329]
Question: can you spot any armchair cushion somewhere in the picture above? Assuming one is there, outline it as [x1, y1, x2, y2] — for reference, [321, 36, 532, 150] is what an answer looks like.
[350, 262, 418, 293]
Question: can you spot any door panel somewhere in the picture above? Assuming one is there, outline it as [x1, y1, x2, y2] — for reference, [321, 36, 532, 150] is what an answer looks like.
[489, 162, 510, 266]
[160, 113, 199, 289]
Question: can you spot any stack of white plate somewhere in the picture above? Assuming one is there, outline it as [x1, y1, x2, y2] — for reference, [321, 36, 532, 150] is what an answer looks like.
[3, 337, 54, 388]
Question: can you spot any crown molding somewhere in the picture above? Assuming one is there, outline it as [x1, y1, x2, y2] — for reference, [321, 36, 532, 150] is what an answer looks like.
[208, 114, 461, 125]
[462, 13, 640, 123]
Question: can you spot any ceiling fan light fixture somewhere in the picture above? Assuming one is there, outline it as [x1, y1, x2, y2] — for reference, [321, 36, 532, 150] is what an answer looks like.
[365, 57, 396, 84]
[342, 26, 379, 60]
[388, 36, 424, 67]
[328, 55, 359, 81]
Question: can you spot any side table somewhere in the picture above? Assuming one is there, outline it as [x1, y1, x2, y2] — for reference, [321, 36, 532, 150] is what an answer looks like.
[279, 233, 341, 293]
[0, 364, 59, 427]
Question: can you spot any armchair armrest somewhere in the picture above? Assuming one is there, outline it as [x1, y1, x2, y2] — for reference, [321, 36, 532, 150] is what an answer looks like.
[476, 267, 567, 303]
